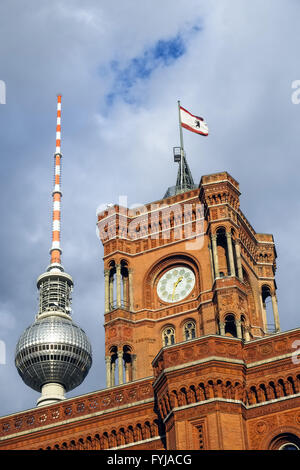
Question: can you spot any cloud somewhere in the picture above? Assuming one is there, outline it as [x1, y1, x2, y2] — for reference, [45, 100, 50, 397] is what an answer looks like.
[105, 25, 202, 106]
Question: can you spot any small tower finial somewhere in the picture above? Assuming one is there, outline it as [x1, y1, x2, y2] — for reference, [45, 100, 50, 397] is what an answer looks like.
[49, 95, 63, 270]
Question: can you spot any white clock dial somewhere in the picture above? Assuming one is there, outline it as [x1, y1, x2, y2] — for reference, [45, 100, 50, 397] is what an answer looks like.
[157, 267, 195, 303]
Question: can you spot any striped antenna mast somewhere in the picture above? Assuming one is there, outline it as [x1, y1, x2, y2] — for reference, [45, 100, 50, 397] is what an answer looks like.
[49, 94, 63, 271]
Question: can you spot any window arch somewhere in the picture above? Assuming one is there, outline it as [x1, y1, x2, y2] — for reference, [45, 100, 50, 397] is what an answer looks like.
[279, 443, 299, 450]
[183, 321, 196, 341]
[162, 326, 175, 346]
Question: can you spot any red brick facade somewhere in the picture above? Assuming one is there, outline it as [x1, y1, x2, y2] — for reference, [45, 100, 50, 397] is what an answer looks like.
[0, 171, 299, 450]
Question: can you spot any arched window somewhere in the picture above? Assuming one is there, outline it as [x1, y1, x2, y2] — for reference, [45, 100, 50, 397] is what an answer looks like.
[269, 433, 300, 450]
[123, 345, 134, 383]
[262, 285, 274, 332]
[109, 346, 118, 386]
[120, 260, 129, 309]
[216, 228, 230, 276]
[107, 260, 131, 312]
[224, 314, 237, 337]
[162, 327, 175, 346]
[108, 261, 116, 310]
[183, 321, 196, 341]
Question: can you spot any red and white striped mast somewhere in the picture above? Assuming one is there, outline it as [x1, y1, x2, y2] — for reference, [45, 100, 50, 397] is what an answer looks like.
[49, 94, 63, 271]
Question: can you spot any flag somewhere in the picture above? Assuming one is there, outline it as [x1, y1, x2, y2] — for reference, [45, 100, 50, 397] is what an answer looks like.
[180, 105, 209, 136]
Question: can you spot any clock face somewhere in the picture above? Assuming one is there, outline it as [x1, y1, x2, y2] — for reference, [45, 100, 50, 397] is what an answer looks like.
[157, 267, 195, 303]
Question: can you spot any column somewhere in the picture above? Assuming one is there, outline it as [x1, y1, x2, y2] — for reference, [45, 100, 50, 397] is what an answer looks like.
[109, 274, 114, 310]
[244, 328, 250, 342]
[123, 275, 128, 308]
[105, 356, 111, 388]
[236, 320, 242, 339]
[226, 232, 236, 277]
[104, 270, 110, 314]
[235, 240, 243, 280]
[111, 361, 116, 386]
[124, 361, 130, 383]
[128, 269, 134, 311]
[271, 293, 280, 332]
[208, 243, 215, 283]
[118, 350, 123, 385]
[131, 354, 137, 381]
[260, 295, 268, 332]
[116, 264, 121, 308]
[211, 234, 219, 279]
[219, 321, 225, 336]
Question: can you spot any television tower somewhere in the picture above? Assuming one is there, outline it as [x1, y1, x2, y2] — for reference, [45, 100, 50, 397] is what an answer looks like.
[15, 96, 92, 407]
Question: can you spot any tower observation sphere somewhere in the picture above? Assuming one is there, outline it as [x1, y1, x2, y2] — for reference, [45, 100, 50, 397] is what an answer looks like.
[15, 271, 92, 401]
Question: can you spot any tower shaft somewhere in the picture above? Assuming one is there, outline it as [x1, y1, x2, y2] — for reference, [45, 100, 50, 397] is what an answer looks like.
[50, 95, 62, 266]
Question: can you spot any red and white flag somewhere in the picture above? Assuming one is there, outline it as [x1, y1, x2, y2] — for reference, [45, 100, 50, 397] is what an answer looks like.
[180, 106, 209, 136]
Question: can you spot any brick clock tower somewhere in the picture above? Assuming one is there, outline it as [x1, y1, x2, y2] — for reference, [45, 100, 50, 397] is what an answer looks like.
[99, 169, 280, 386]
[0, 151, 299, 450]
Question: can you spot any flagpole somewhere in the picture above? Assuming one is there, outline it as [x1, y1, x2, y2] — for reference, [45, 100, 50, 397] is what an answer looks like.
[178, 100, 184, 189]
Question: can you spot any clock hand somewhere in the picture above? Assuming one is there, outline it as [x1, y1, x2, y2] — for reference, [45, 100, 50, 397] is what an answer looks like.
[171, 276, 183, 300]
[171, 283, 176, 300]
[175, 276, 183, 287]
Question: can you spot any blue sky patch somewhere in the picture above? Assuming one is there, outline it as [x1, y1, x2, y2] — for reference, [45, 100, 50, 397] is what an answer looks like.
[105, 26, 202, 106]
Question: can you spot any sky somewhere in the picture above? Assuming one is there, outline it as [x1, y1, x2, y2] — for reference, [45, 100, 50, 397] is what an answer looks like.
[0, 0, 300, 417]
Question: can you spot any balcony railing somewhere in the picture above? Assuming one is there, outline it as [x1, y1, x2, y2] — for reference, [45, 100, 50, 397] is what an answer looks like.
[109, 300, 130, 312]
[266, 323, 277, 334]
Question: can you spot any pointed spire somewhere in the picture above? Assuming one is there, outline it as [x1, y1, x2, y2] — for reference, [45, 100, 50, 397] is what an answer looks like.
[163, 148, 197, 198]
[175, 152, 195, 191]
